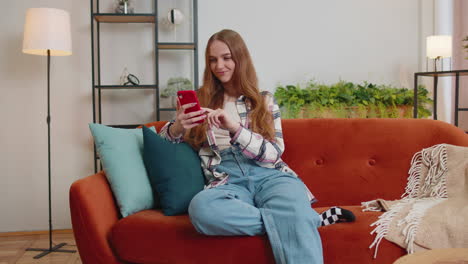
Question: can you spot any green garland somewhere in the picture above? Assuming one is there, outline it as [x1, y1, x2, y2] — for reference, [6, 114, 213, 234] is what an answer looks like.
[274, 80, 433, 119]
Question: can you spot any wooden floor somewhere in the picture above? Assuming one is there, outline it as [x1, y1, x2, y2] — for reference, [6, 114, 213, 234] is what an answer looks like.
[0, 230, 81, 264]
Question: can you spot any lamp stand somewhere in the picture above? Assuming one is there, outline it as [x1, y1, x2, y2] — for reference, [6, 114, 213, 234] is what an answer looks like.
[434, 56, 441, 72]
[25, 49, 76, 259]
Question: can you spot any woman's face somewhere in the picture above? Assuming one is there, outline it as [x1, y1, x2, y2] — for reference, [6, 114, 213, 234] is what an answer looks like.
[209, 40, 235, 84]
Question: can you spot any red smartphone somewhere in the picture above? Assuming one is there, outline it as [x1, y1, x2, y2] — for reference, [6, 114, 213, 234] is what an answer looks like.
[176, 90, 204, 124]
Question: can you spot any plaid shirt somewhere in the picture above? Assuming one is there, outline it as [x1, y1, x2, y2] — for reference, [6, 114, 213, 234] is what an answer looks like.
[160, 91, 317, 204]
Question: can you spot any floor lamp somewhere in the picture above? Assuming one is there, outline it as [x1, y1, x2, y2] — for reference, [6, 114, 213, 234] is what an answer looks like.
[22, 8, 76, 259]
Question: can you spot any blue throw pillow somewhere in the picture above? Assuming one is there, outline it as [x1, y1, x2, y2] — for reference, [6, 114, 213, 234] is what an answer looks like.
[142, 126, 205, 216]
[89, 123, 155, 217]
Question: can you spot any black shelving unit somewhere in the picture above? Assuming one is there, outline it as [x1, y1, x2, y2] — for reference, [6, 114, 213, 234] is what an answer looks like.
[413, 69, 468, 128]
[91, 0, 198, 172]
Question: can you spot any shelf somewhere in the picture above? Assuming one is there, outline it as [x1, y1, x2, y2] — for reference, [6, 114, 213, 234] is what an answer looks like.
[108, 124, 142, 129]
[414, 69, 468, 128]
[158, 43, 196, 50]
[415, 70, 468, 77]
[93, 13, 155, 23]
[91, 0, 199, 174]
[95, 85, 158, 90]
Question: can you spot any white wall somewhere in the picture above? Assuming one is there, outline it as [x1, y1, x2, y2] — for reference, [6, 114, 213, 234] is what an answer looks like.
[453, 0, 468, 131]
[0, 0, 431, 232]
[1, 0, 92, 232]
[434, 0, 453, 123]
[199, 0, 422, 90]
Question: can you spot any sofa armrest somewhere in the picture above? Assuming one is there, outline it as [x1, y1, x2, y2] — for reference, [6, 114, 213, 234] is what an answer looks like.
[69, 172, 123, 264]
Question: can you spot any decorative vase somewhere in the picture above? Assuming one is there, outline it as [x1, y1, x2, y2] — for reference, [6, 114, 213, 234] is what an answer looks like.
[115, 1, 134, 14]
[167, 8, 184, 25]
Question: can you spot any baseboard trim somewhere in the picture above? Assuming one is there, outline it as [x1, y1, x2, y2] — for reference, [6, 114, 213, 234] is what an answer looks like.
[0, 229, 73, 237]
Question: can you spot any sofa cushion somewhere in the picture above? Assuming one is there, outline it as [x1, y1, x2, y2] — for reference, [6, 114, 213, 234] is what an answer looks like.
[316, 206, 406, 264]
[111, 210, 275, 264]
[89, 123, 155, 217]
[110, 206, 405, 264]
[142, 126, 205, 216]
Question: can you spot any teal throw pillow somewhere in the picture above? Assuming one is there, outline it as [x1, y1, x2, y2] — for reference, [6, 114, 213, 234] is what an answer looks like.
[89, 123, 155, 217]
[142, 126, 204, 216]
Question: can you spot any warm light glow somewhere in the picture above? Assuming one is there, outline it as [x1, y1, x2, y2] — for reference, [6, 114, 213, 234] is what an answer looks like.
[23, 8, 72, 56]
[426, 35, 451, 59]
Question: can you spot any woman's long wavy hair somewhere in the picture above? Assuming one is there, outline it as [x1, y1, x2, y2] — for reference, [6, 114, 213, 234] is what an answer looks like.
[185, 29, 275, 150]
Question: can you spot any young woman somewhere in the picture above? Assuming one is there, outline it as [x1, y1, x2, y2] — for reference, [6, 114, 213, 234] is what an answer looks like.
[160, 29, 354, 264]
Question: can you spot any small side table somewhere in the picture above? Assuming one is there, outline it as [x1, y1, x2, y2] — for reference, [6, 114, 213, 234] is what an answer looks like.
[394, 248, 468, 264]
[414, 70, 468, 127]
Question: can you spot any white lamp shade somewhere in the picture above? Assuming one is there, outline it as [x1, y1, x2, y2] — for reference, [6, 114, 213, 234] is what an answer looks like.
[426, 35, 452, 59]
[23, 8, 72, 56]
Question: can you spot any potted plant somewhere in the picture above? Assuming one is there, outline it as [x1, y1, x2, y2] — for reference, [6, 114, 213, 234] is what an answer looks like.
[161, 77, 193, 107]
[463, 35, 468, 60]
[274, 80, 432, 119]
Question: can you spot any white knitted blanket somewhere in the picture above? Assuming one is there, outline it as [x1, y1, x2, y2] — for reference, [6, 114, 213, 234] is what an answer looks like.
[362, 144, 468, 258]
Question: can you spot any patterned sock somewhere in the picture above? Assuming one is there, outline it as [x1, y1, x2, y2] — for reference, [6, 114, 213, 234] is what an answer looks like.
[320, 206, 355, 226]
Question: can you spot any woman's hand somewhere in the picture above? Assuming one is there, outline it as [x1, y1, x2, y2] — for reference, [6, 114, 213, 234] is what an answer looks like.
[203, 107, 240, 134]
[170, 102, 207, 137]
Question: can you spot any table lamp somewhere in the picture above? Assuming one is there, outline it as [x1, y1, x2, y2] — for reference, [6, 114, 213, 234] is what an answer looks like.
[426, 35, 452, 72]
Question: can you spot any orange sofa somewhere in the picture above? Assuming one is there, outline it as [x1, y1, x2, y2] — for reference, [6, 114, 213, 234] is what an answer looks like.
[70, 118, 468, 264]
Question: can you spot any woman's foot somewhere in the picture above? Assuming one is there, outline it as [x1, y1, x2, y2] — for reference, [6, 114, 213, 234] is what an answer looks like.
[320, 206, 355, 226]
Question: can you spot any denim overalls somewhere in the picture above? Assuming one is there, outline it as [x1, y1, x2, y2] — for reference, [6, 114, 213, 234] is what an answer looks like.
[189, 147, 323, 264]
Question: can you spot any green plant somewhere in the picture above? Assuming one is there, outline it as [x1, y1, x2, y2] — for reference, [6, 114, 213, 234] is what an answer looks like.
[161, 77, 193, 98]
[274, 80, 433, 119]
[463, 36, 468, 60]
